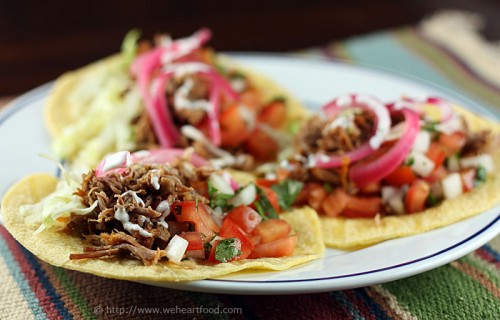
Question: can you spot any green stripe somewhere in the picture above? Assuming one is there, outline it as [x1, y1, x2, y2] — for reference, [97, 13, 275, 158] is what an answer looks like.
[382, 265, 500, 320]
[394, 28, 500, 110]
[461, 254, 500, 287]
[340, 31, 454, 89]
[50, 267, 96, 320]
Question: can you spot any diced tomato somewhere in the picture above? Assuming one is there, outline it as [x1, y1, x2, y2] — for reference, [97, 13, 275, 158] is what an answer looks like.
[239, 87, 262, 110]
[190, 181, 209, 198]
[404, 180, 430, 213]
[172, 202, 219, 240]
[321, 188, 348, 217]
[257, 99, 286, 128]
[255, 178, 277, 188]
[460, 168, 476, 192]
[179, 232, 204, 251]
[438, 131, 467, 155]
[208, 239, 220, 264]
[359, 181, 381, 194]
[303, 183, 327, 211]
[184, 249, 205, 259]
[248, 235, 298, 258]
[342, 196, 381, 218]
[219, 103, 253, 147]
[219, 219, 254, 260]
[276, 167, 291, 181]
[426, 143, 447, 169]
[384, 166, 416, 186]
[225, 206, 262, 233]
[424, 165, 448, 183]
[243, 128, 279, 161]
[258, 186, 281, 213]
[252, 219, 291, 243]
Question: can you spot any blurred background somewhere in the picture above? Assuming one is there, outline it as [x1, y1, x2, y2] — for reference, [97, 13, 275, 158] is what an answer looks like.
[1, 0, 499, 95]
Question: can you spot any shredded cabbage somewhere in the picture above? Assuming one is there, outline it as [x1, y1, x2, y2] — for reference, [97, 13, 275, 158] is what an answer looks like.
[22, 164, 97, 233]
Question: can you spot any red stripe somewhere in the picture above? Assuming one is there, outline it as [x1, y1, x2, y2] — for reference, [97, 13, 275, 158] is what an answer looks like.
[474, 248, 500, 268]
[0, 227, 62, 319]
[344, 289, 376, 319]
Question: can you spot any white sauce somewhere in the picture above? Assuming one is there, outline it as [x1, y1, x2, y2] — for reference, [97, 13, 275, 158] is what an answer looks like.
[156, 200, 171, 229]
[173, 77, 210, 111]
[114, 205, 152, 237]
[121, 190, 145, 207]
[102, 151, 131, 172]
[150, 170, 160, 190]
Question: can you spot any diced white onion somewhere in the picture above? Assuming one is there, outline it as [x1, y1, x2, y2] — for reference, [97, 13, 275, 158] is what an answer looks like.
[165, 235, 189, 263]
[441, 173, 463, 200]
[412, 131, 431, 153]
[460, 154, 494, 173]
[209, 173, 234, 195]
[385, 122, 406, 141]
[228, 184, 257, 207]
[409, 151, 435, 177]
[211, 206, 224, 227]
[381, 186, 398, 202]
[388, 192, 406, 215]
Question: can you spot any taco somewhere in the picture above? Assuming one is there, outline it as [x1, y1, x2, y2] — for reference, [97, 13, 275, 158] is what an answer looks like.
[1, 150, 323, 282]
[259, 94, 500, 249]
[45, 29, 308, 171]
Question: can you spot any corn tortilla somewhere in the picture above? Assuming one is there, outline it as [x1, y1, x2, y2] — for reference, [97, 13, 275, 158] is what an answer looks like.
[1, 174, 324, 282]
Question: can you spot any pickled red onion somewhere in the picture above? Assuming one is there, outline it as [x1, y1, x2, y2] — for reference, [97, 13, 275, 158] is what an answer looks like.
[349, 108, 420, 187]
[311, 94, 391, 169]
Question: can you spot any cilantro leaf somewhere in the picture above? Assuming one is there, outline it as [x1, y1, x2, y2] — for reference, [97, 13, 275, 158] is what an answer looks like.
[254, 187, 279, 219]
[474, 165, 487, 186]
[271, 179, 304, 210]
[421, 121, 439, 133]
[207, 181, 234, 211]
[215, 238, 242, 263]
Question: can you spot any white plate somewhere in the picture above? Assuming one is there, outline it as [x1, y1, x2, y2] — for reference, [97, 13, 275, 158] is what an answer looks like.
[0, 54, 499, 295]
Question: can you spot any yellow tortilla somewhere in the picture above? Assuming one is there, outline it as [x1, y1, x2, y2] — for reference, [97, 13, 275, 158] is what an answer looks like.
[1, 174, 324, 282]
[44, 53, 309, 168]
[322, 105, 500, 249]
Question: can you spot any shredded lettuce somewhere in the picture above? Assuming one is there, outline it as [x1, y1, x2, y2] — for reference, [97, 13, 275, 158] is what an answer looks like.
[22, 164, 97, 233]
[121, 29, 141, 67]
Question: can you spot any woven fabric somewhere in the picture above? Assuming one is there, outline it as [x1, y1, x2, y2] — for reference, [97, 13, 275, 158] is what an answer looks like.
[0, 10, 499, 320]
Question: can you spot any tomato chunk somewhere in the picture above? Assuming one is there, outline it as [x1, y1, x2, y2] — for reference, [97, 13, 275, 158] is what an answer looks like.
[438, 131, 467, 155]
[258, 186, 281, 213]
[425, 165, 448, 183]
[219, 219, 254, 260]
[239, 87, 262, 110]
[225, 206, 262, 233]
[321, 188, 348, 217]
[384, 166, 416, 186]
[460, 168, 476, 192]
[404, 180, 430, 213]
[172, 202, 219, 240]
[244, 128, 279, 161]
[179, 232, 204, 251]
[220, 103, 253, 147]
[257, 99, 286, 128]
[303, 183, 327, 211]
[342, 196, 381, 218]
[248, 235, 298, 258]
[426, 142, 447, 169]
[252, 219, 291, 243]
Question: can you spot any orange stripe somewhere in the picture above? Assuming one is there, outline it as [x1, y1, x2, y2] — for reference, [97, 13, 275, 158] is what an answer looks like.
[450, 261, 500, 299]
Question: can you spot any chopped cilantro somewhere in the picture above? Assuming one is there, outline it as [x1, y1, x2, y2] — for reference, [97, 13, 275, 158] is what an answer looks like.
[271, 179, 304, 210]
[474, 165, 487, 186]
[405, 157, 415, 166]
[287, 119, 301, 135]
[421, 121, 439, 133]
[254, 187, 279, 219]
[215, 238, 242, 263]
[426, 192, 439, 207]
[207, 181, 234, 211]
[231, 70, 246, 79]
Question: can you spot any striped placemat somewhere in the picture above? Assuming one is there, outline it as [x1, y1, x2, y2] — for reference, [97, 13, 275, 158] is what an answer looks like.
[1, 10, 499, 320]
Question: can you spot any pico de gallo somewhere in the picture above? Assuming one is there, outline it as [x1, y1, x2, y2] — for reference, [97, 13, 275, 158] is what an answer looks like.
[130, 29, 292, 170]
[265, 94, 495, 218]
[54, 150, 301, 266]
